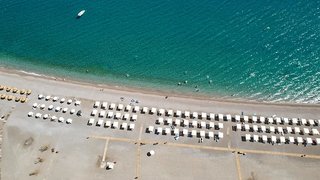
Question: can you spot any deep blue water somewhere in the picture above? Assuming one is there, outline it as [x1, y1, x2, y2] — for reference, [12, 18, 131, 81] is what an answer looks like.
[0, 0, 319, 103]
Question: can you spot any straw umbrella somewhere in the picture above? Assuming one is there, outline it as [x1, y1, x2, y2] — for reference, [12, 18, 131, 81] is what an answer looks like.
[12, 87, 18, 93]
[6, 86, 11, 92]
[15, 97, 20, 102]
[26, 90, 32, 95]
[20, 89, 26, 95]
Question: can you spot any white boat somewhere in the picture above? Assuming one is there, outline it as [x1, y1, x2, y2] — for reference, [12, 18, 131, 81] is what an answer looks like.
[77, 10, 86, 17]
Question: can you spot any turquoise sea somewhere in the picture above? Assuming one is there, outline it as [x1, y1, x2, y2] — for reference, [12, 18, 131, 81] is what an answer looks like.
[0, 0, 319, 103]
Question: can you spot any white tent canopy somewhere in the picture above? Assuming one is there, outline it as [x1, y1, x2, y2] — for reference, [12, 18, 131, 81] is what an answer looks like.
[118, 104, 124, 110]
[133, 106, 140, 112]
[107, 111, 113, 118]
[236, 124, 241, 130]
[235, 115, 241, 122]
[132, 114, 138, 121]
[262, 135, 267, 142]
[88, 118, 94, 125]
[156, 127, 162, 134]
[102, 102, 108, 109]
[243, 116, 249, 122]
[112, 121, 119, 129]
[244, 124, 250, 131]
[58, 117, 64, 123]
[129, 123, 135, 130]
[201, 112, 207, 119]
[123, 113, 130, 120]
[53, 96, 59, 101]
[289, 137, 295, 143]
[40, 104, 45, 109]
[312, 128, 319, 135]
[158, 109, 165, 115]
[94, 101, 100, 108]
[192, 112, 198, 119]
[115, 112, 121, 119]
[105, 121, 111, 127]
[183, 119, 189, 127]
[175, 119, 181, 126]
[91, 109, 98, 116]
[176, 110, 182, 117]
[151, 108, 157, 114]
[97, 119, 103, 126]
[184, 111, 190, 117]
[218, 123, 224, 129]
[167, 110, 173, 116]
[142, 107, 148, 113]
[125, 105, 132, 111]
[245, 134, 251, 141]
[252, 116, 257, 123]
[110, 103, 116, 110]
[183, 129, 188, 136]
[260, 116, 265, 123]
[99, 111, 106, 118]
[157, 117, 164, 124]
[209, 113, 215, 120]
[166, 118, 172, 125]
[148, 126, 154, 133]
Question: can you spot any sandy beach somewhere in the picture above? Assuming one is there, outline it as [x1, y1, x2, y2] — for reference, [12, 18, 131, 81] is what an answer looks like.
[0, 68, 320, 180]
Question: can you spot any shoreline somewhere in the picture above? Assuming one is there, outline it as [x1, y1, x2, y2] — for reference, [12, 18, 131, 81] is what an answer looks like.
[0, 66, 320, 108]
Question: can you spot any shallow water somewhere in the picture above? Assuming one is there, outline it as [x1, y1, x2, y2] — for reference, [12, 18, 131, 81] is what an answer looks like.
[0, 0, 319, 103]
